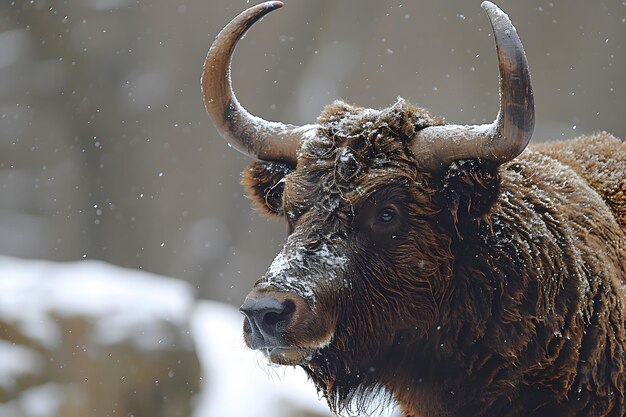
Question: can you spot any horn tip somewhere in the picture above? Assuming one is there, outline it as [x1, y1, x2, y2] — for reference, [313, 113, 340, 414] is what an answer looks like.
[480, 1, 498, 12]
[265, 1, 284, 10]
[481, 1, 512, 21]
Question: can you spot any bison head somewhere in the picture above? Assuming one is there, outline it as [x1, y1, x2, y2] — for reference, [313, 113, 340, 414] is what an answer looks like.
[202, 0, 534, 410]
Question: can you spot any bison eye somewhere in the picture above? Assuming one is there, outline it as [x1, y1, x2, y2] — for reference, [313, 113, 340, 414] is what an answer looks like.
[377, 207, 396, 224]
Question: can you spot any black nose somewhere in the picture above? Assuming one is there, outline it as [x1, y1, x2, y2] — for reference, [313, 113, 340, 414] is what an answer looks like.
[240, 297, 296, 346]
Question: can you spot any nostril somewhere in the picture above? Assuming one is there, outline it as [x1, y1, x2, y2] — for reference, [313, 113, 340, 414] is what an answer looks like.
[262, 300, 295, 329]
[240, 297, 297, 341]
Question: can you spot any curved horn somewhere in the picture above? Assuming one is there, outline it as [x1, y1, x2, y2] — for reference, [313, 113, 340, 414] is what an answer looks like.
[202, 1, 312, 164]
[412, 1, 535, 172]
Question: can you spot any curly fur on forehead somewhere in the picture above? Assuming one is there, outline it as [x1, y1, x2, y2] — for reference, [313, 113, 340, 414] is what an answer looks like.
[303, 98, 444, 166]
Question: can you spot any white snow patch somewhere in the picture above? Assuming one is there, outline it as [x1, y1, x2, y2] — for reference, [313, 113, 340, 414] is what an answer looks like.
[0, 256, 194, 349]
[294, 124, 320, 142]
[264, 247, 316, 301]
[0, 340, 44, 389]
[338, 147, 356, 164]
[316, 243, 348, 268]
[262, 240, 348, 305]
[0, 383, 64, 417]
[414, 120, 499, 146]
[19, 383, 64, 417]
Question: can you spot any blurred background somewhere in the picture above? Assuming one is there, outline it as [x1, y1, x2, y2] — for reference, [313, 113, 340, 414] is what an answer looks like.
[0, 0, 624, 302]
[0, 0, 624, 416]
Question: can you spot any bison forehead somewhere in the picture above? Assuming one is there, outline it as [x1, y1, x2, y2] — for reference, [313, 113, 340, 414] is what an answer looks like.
[284, 98, 444, 216]
[301, 97, 443, 164]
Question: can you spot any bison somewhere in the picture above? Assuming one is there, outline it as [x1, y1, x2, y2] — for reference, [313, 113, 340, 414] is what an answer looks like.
[201, 2, 626, 416]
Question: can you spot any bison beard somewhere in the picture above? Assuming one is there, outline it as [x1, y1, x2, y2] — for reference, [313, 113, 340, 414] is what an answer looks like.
[203, 2, 626, 416]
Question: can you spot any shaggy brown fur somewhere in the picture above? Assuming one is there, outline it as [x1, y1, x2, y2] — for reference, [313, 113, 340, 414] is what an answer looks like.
[533, 135, 626, 230]
[241, 99, 626, 417]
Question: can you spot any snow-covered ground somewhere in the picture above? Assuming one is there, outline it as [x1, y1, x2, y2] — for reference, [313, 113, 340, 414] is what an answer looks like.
[0, 256, 194, 350]
[0, 256, 397, 417]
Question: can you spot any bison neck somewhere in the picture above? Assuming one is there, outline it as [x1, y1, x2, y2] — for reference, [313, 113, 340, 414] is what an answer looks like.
[388, 151, 626, 417]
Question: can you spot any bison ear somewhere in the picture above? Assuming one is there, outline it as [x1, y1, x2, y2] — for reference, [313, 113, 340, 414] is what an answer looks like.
[436, 159, 500, 224]
[241, 161, 293, 217]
